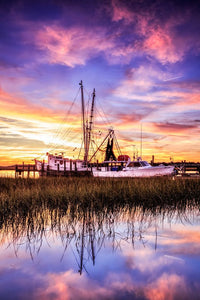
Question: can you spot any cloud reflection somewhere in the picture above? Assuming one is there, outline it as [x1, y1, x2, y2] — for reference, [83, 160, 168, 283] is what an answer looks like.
[0, 204, 200, 299]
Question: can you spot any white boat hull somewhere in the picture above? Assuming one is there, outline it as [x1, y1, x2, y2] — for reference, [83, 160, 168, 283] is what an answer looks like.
[92, 165, 175, 177]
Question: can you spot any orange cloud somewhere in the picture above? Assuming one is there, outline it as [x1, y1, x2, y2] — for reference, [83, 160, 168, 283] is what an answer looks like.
[0, 84, 86, 164]
[153, 122, 197, 134]
[0, 86, 55, 122]
[160, 226, 200, 255]
[0, 82, 84, 125]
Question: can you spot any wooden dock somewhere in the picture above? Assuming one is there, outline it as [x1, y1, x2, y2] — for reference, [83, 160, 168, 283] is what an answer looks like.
[0, 163, 92, 177]
[15, 163, 36, 177]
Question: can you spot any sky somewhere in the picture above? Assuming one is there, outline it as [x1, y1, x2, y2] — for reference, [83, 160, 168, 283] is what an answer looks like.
[0, 0, 200, 165]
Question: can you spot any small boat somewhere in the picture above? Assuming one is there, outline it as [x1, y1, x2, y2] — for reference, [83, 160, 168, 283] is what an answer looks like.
[92, 130, 175, 177]
[92, 157, 175, 177]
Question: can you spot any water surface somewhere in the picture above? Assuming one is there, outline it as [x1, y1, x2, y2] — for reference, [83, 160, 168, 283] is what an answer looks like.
[0, 205, 200, 299]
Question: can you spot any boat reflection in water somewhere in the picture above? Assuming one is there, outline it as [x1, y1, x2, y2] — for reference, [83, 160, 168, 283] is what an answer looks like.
[0, 203, 200, 299]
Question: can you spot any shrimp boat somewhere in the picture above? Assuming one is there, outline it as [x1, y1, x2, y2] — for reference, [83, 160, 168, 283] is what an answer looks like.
[35, 81, 175, 177]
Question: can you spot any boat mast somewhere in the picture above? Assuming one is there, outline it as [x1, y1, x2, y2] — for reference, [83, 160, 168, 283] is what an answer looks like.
[79, 80, 86, 162]
[85, 88, 95, 164]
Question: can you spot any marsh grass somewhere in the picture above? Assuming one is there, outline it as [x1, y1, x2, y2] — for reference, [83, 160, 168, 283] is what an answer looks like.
[0, 177, 199, 219]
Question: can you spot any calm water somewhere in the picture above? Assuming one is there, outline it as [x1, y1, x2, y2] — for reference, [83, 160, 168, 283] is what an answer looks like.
[0, 170, 39, 178]
[0, 205, 200, 300]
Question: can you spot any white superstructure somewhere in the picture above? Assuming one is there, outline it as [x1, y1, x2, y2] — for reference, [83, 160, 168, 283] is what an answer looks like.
[35, 153, 86, 172]
[92, 159, 175, 177]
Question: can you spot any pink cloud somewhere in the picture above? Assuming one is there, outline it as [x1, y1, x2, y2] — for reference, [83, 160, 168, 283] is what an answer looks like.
[111, 0, 134, 24]
[17, 3, 199, 68]
[115, 112, 143, 125]
[21, 265, 199, 300]
[139, 19, 188, 64]
[35, 25, 117, 67]
[110, 0, 199, 64]
[160, 227, 200, 255]
[154, 122, 197, 133]
[144, 28, 182, 64]
[111, 65, 171, 100]
[0, 85, 29, 108]
[111, 65, 200, 110]
[145, 273, 187, 300]
[35, 270, 126, 300]
[154, 90, 200, 107]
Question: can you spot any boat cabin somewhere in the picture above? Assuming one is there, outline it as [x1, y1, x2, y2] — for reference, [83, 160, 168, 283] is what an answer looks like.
[126, 161, 151, 168]
[47, 153, 70, 168]
[47, 153, 84, 170]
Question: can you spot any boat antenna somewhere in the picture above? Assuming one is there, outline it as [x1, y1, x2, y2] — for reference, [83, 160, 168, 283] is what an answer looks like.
[113, 130, 121, 156]
[133, 145, 136, 160]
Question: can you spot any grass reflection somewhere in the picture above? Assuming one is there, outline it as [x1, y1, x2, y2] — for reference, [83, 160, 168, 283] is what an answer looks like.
[0, 177, 199, 273]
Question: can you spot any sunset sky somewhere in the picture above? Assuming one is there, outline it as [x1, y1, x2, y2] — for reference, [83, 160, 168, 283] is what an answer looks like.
[0, 0, 200, 165]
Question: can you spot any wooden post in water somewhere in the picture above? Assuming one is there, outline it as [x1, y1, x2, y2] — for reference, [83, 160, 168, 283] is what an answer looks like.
[75, 161, 77, 172]
[27, 164, 30, 178]
[57, 163, 60, 176]
[70, 159, 72, 171]
[64, 160, 66, 176]
[42, 161, 44, 177]
[47, 165, 49, 176]
[22, 162, 24, 178]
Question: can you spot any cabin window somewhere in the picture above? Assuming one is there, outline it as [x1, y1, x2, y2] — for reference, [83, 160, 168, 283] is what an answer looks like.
[127, 162, 134, 167]
[140, 161, 149, 167]
[134, 162, 141, 167]
[128, 162, 141, 167]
